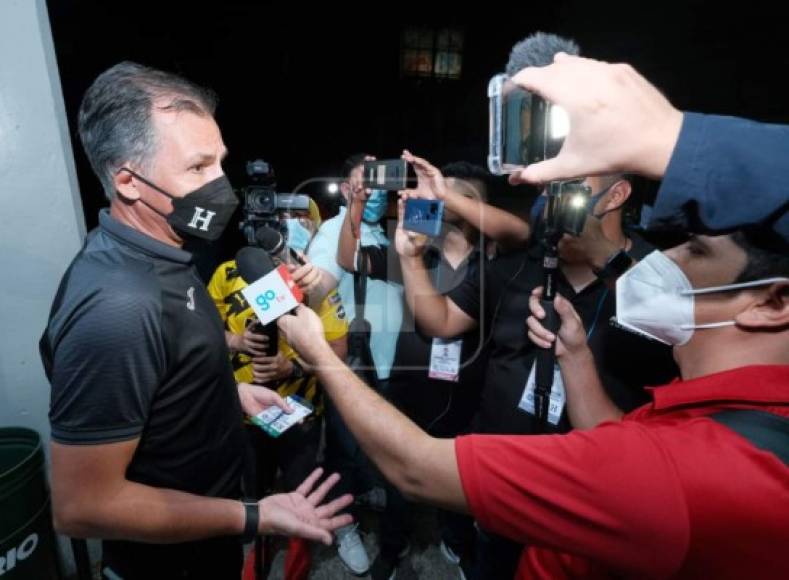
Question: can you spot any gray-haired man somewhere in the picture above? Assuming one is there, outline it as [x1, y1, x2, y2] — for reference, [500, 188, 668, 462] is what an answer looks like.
[40, 62, 351, 578]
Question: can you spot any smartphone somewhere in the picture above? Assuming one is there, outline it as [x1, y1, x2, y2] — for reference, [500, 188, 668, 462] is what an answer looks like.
[250, 395, 313, 438]
[403, 198, 444, 238]
[488, 74, 569, 175]
[363, 159, 416, 191]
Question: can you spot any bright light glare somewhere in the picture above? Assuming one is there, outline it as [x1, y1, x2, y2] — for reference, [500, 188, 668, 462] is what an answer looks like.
[550, 106, 570, 140]
[570, 194, 586, 209]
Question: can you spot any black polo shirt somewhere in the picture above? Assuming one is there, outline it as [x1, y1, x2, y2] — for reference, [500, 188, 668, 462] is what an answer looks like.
[41, 210, 245, 499]
[387, 245, 487, 436]
[447, 234, 679, 435]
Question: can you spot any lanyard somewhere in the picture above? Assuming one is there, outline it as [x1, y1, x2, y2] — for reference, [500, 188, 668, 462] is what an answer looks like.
[586, 288, 609, 340]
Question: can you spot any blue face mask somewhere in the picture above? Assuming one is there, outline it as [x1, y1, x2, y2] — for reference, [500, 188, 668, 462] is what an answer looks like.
[284, 219, 312, 252]
[530, 194, 547, 226]
[588, 182, 617, 219]
[529, 182, 617, 227]
[362, 189, 388, 223]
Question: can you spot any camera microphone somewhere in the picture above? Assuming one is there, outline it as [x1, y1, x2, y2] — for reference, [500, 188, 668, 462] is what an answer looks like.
[255, 226, 306, 266]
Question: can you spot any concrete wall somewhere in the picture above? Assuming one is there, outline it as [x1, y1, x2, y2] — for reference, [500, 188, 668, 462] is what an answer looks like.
[0, 0, 85, 444]
[0, 0, 88, 575]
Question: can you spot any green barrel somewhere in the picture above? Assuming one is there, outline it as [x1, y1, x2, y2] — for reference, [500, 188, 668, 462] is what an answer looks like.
[0, 428, 61, 579]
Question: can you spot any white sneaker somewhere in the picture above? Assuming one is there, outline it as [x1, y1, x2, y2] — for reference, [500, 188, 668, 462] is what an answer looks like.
[354, 486, 387, 511]
[439, 540, 460, 565]
[336, 523, 370, 575]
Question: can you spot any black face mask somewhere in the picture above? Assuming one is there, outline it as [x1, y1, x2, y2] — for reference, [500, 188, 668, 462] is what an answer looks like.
[120, 168, 239, 241]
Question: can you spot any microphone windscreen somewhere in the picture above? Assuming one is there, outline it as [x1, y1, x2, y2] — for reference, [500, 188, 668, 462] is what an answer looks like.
[254, 226, 286, 255]
[505, 32, 580, 77]
[236, 246, 276, 284]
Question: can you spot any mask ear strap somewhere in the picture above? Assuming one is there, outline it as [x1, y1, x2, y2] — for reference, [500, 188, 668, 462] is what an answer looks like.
[119, 167, 176, 200]
[680, 320, 737, 330]
[591, 181, 628, 219]
[117, 168, 173, 219]
[682, 277, 789, 296]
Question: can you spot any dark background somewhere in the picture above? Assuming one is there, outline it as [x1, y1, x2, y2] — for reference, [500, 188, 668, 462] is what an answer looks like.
[47, 0, 789, 236]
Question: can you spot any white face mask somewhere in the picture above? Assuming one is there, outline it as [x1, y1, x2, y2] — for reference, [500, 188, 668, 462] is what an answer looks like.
[615, 250, 788, 346]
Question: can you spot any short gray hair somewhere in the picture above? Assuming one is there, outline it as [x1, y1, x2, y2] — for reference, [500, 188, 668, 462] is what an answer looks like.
[77, 61, 217, 200]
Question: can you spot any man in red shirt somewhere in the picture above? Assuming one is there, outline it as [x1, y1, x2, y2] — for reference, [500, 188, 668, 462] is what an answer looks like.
[281, 227, 788, 578]
[278, 56, 789, 578]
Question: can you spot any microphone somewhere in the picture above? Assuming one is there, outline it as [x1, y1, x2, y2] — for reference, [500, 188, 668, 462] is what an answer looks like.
[254, 226, 306, 266]
[236, 247, 280, 359]
[236, 245, 304, 329]
[505, 32, 580, 76]
[237, 246, 276, 284]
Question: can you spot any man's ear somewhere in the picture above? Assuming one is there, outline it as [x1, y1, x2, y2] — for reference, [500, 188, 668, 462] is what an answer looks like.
[734, 282, 789, 330]
[602, 179, 632, 214]
[113, 168, 140, 201]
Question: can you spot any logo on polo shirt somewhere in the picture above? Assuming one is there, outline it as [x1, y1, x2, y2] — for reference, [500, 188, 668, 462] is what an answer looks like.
[186, 287, 196, 311]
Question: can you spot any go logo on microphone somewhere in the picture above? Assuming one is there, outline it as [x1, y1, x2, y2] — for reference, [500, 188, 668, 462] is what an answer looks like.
[242, 266, 303, 326]
[255, 290, 277, 310]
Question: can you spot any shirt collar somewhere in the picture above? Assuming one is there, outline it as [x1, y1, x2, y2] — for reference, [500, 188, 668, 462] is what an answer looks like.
[99, 209, 192, 264]
[649, 365, 789, 410]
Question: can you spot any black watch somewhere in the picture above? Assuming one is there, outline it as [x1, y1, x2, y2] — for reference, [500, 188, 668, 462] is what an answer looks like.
[289, 359, 306, 381]
[240, 501, 259, 544]
[594, 249, 633, 281]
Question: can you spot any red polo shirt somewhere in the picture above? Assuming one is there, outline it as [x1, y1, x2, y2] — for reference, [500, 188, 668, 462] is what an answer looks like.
[455, 365, 789, 579]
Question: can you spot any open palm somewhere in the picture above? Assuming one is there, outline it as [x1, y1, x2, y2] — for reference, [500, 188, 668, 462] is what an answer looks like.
[258, 468, 353, 545]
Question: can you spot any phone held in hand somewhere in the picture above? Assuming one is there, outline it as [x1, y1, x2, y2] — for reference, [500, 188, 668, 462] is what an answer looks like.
[363, 159, 416, 191]
[403, 198, 444, 238]
[488, 74, 570, 175]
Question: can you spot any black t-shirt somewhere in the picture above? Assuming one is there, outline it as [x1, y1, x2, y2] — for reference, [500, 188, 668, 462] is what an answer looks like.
[447, 234, 679, 435]
[41, 210, 245, 499]
[387, 245, 487, 436]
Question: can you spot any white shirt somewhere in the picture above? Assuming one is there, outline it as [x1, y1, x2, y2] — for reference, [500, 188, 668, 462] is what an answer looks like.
[308, 206, 403, 380]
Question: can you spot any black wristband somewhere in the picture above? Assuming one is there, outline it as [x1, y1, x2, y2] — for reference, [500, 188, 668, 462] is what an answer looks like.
[240, 501, 259, 544]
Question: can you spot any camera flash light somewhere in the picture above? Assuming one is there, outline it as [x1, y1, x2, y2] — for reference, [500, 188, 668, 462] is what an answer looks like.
[570, 194, 586, 209]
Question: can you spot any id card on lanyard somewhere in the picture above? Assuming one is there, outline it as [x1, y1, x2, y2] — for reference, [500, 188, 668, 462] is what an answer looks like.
[519, 364, 565, 425]
[429, 338, 463, 382]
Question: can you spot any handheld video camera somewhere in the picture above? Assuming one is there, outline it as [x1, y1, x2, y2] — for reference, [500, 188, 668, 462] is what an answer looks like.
[488, 74, 590, 428]
[539, 180, 593, 241]
[238, 159, 310, 245]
